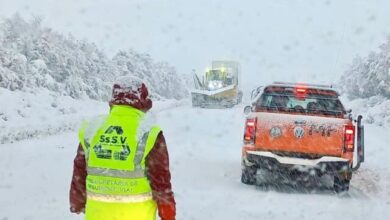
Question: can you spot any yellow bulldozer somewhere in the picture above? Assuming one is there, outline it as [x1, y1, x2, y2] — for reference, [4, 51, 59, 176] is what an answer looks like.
[191, 61, 242, 108]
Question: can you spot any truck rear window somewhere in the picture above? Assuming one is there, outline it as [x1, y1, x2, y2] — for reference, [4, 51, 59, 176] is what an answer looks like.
[255, 91, 346, 115]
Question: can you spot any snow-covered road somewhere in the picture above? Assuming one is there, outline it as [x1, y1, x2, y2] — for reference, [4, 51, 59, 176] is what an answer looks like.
[1, 104, 390, 219]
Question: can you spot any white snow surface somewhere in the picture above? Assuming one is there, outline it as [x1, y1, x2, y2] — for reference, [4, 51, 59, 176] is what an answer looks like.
[1, 103, 390, 219]
[0, 88, 184, 144]
[0, 87, 107, 144]
[342, 95, 390, 127]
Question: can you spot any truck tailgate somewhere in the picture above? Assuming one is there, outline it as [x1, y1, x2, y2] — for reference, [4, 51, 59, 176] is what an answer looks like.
[254, 112, 349, 157]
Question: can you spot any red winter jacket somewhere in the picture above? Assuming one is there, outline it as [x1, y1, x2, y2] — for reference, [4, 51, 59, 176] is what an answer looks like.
[70, 133, 176, 220]
[70, 82, 176, 220]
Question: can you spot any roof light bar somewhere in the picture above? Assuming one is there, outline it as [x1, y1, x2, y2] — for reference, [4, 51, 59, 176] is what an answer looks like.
[273, 81, 333, 89]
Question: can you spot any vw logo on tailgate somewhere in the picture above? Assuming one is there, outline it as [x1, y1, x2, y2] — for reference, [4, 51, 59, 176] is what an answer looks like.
[294, 126, 305, 139]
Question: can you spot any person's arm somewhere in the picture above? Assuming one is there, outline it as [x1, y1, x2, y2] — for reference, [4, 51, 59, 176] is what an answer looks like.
[69, 144, 87, 214]
[146, 132, 176, 220]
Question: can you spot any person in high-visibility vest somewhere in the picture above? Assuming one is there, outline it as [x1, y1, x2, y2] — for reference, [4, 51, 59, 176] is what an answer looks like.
[69, 79, 176, 220]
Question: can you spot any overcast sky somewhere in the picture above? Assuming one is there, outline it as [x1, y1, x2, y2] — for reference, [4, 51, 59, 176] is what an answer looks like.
[1, 0, 390, 90]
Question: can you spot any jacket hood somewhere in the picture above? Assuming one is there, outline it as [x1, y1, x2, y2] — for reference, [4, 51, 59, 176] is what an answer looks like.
[109, 78, 152, 112]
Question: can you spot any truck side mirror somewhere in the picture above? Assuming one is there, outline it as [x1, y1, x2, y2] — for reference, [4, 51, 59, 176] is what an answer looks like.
[347, 109, 352, 113]
[244, 106, 252, 115]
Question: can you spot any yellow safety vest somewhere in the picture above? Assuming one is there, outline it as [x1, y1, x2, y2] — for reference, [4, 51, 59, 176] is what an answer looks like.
[79, 105, 161, 220]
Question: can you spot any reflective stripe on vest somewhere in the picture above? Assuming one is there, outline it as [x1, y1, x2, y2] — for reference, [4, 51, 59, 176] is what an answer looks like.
[87, 192, 153, 203]
[87, 167, 146, 179]
[78, 106, 161, 203]
[134, 132, 149, 170]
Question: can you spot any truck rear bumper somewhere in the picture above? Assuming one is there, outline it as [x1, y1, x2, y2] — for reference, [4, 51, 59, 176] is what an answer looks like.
[245, 151, 350, 176]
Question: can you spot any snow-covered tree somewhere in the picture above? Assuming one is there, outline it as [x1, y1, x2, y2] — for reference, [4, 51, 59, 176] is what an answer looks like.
[113, 50, 188, 100]
[340, 36, 390, 126]
[340, 37, 390, 99]
[0, 15, 188, 100]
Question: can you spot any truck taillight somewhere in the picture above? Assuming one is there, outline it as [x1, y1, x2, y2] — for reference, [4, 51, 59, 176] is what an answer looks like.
[344, 125, 355, 152]
[244, 118, 257, 144]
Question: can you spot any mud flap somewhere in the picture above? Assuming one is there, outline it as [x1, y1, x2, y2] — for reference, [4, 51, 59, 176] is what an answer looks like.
[357, 115, 365, 163]
[353, 115, 365, 171]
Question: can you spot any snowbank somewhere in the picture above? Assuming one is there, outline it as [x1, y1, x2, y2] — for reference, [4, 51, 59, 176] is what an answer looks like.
[0, 88, 188, 144]
[0, 88, 106, 144]
[342, 95, 390, 127]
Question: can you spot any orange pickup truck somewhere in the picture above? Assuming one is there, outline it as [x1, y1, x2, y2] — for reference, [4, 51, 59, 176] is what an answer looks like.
[241, 82, 365, 193]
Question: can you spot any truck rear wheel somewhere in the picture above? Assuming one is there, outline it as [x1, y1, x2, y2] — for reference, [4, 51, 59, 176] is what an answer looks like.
[241, 165, 257, 185]
[333, 176, 350, 193]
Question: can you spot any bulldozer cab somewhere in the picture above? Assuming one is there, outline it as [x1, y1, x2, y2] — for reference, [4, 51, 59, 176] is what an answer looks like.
[206, 70, 224, 81]
[204, 69, 235, 91]
[206, 70, 230, 82]
[205, 69, 234, 85]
